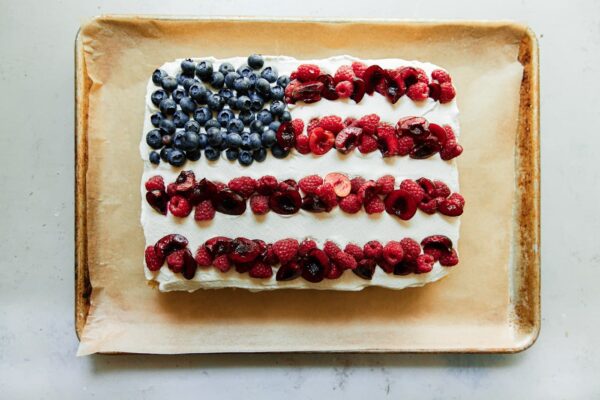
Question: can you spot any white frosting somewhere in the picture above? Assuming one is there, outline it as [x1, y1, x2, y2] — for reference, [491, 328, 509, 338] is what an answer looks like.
[140, 55, 461, 292]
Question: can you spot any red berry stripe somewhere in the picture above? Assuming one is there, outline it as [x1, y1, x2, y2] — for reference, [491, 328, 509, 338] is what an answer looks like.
[145, 171, 465, 219]
[145, 234, 459, 281]
[285, 63, 456, 105]
[279, 115, 462, 160]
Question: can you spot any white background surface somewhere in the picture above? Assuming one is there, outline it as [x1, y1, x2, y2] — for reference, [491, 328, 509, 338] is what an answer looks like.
[1, 0, 598, 398]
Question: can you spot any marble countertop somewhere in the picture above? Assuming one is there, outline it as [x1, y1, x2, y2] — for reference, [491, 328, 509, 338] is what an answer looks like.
[1, 0, 599, 398]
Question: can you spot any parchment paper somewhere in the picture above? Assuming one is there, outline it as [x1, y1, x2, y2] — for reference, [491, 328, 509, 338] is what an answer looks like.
[77, 17, 525, 355]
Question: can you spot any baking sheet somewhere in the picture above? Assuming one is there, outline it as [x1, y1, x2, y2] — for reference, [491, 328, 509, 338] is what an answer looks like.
[75, 17, 539, 355]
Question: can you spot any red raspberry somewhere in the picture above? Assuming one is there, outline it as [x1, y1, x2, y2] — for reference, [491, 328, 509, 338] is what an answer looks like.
[406, 81, 429, 101]
[194, 199, 215, 221]
[397, 135, 415, 156]
[256, 175, 278, 195]
[307, 118, 321, 133]
[308, 127, 335, 155]
[315, 183, 337, 208]
[439, 248, 459, 266]
[145, 175, 165, 192]
[351, 61, 368, 79]
[323, 240, 341, 258]
[344, 243, 364, 261]
[333, 251, 357, 270]
[291, 119, 304, 136]
[438, 197, 464, 216]
[249, 262, 273, 278]
[298, 239, 318, 257]
[443, 125, 457, 142]
[298, 175, 324, 194]
[364, 196, 385, 214]
[145, 245, 164, 271]
[363, 240, 383, 259]
[213, 181, 227, 191]
[358, 134, 379, 153]
[440, 140, 463, 160]
[194, 246, 213, 267]
[166, 182, 177, 197]
[415, 68, 429, 84]
[249, 194, 270, 215]
[418, 198, 438, 214]
[335, 81, 353, 98]
[448, 192, 465, 207]
[339, 194, 362, 213]
[326, 262, 344, 279]
[318, 115, 344, 134]
[376, 175, 395, 194]
[166, 249, 186, 273]
[350, 177, 366, 194]
[399, 179, 426, 203]
[439, 82, 456, 103]
[334, 65, 355, 83]
[376, 123, 395, 138]
[295, 134, 311, 154]
[416, 254, 435, 273]
[213, 254, 231, 272]
[357, 114, 380, 135]
[273, 238, 299, 264]
[383, 241, 404, 265]
[168, 195, 192, 217]
[284, 78, 300, 99]
[433, 180, 451, 198]
[344, 117, 358, 127]
[431, 69, 451, 83]
[228, 176, 257, 198]
[278, 178, 298, 191]
[400, 238, 421, 262]
[296, 64, 321, 82]
[377, 259, 395, 274]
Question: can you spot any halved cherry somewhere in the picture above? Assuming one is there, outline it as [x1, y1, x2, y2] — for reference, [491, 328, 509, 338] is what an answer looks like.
[269, 189, 302, 215]
[396, 116, 429, 138]
[276, 122, 296, 150]
[324, 172, 351, 197]
[334, 127, 361, 154]
[308, 127, 335, 155]
[353, 258, 376, 280]
[213, 189, 246, 215]
[181, 248, 198, 280]
[301, 194, 330, 213]
[301, 249, 330, 283]
[189, 178, 218, 205]
[203, 236, 232, 257]
[409, 138, 441, 159]
[275, 261, 302, 281]
[228, 237, 261, 264]
[351, 77, 366, 103]
[384, 189, 418, 220]
[146, 190, 168, 215]
[174, 170, 196, 193]
[421, 235, 453, 261]
[155, 234, 188, 258]
[363, 65, 385, 94]
[291, 81, 324, 103]
[316, 74, 339, 100]
[393, 260, 416, 275]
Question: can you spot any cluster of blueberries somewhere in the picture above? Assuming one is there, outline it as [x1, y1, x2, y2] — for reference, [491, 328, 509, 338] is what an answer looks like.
[146, 54, 292, 166]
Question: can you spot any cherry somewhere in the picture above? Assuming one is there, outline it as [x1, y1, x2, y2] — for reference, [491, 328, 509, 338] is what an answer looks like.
[213, 189, 246, 215]
[301, 249, 330, 283]
[384, 189, 418, 220]
[421, 235, 453, 261]
[316, 74, 339, 100]
[353, 258, 376, 280]
[146, 190, 168, 215]
[181, 248, 198, 280]
[204, 236, 232, 257]
[351, 77, 366, 103]
[155, 234, 188, 258]
[275, 261, 302, 281]
[393, 260, 416, 275]
[174, 170, 196, 193]
[291, 81, 324, 103]
[301, 194, 330, 213]
[334, 127, 361, 154]
[188, 178, 218, 205]
[396, 116, 429, 138]
[409, 138, 441, 159]
[269, 189, 302, 215]
[363, 65, 385, 95]
[276, 122, 296, 150]
[228, 237, 261, 264]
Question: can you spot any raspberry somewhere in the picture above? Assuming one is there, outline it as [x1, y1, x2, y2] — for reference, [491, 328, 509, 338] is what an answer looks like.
[145, 245, 164, 271]
[363, 240, 383, 259]
[350, 177, 366, 194]
[315, 183, 337, 208]
[326, 262, 344, 279]
[298, 175, 324, 194]
[406, 81, 429, 101]
[278, 179, 297, 191]
[335, 81, 353, 98]
[308, 127, 335, 155]
[344, 243, 364, 261]
[415, 68, 429, 84]
[166, 183, 177, 197]
[307, 118, 321, 133]
[323, 240, 341, 258]
[334, 65, 355, 83]
[256, 175, 278, 195]
[295, 134, 311, 154]
[440, 141, 463, 160]
[333, 251, 357, 270]
[249, 262, 273, 278]
[343, 117, 358, 127]
[351, 61, 368, 79]
[318, 115, 344, 134]
[431, 69, 451, 83]
[433, 180, 451, 198]
[376, 175, 395, 195]
[249, 194, 270, 215]
[364, 196, 385, 214]
[443, 125, 457, 142]
[439, 82, 456, 103]
[397, 135, 415, 156]
[213, 181, 227, 191]
[166, 249, 186, 273]
[400, 238, 421, 262]
[298, 239, 318, 257]
[291, 119, 304, 136]
[296, 64, 321, 82]
[448, 192, 465, 207]
[194, 200, 216, 221]
[418, 198, 438, 214]
[358, 134, 379, 153]
[168, 195, 192, 217]
[376, 123, 395, 138]
[416, 254, 435, 273]
[145, 175, 165, 192]
[399, 179, 426, 203]
[377, 259, 395, 274]
[213, 254, 231, 272]
[439, 249, 459, 266]
[339, 194, 362, 213]
[357, 114, 380, 135]
[383, 241, 404, 265]
[194, 246, 213, 266]
[273, 238, 299, 264]
[228, 176, 257, 198]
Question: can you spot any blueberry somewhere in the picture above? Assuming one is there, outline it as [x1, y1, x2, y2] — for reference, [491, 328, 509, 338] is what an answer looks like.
[238, 110, 255, 125]
[253, 147, 267, 162]
[247, 72, 259, 87]
[227, 118, 244, 133]
[236, 95, 252, 111]
[271, 143, 290, 159]
[172, 130, 187, 149]
[270, 100, 285, 116]
[172, 88, 186, 103]
[181, 131, 200, 150]
[217, 109, 235, 127]
[193, 107, 212, 125]
[249, 93, 265, 111]
[255, 78, 271, 95]
[248, 54, 264, 70]
[179, 97, 196, 114]
[249, 133, 262, 150]
[218, 62, 235, 76]
[195, 60, 213, 81]
[159, 98, 177, 115]
[204, 146, 221, 161]
[168, 149, 186, 166]
[207, 127, 223, 147]
[205, 118, 221, 130]
[249, 119, 264, 133]
[227, 96, 239, 110]
[189, 83, 209, 103]
[238, 150, 254, 166]
[280, 111, 292, 122]
[276, 75, 290, 88]
[176, 73, 187, 86]
[160, 147, 173, 162]
[268, 121, 281, 132]
[237, 64, 253, 77]
[161, 76, 178, 92]
[225, 148, 239, 161]
[183, 77, 199, 91]
[186, 149, 201, 161]
[256, 109, 273, 126]
[219, 131, 229, 150]
[149, 150, 161, 164]
[207, 94, 224, 111]
[261, 129, 277, 147]
[234, 77, 251, 93]
[261, 66, 278, 83]
[162, 134, 172, 147]
[181, 58, 196, 75]
[198, 133, 208, 149]
[226, 132, 242, 148]
[146, 129, 163, 149]
[159, 118, 176, 134]
[184, 119, 200, 133]
[270, 85, 284, 100]
[241, 133, 252, 150]
[173, 110, 190, 128]
[151, 90, 167, 107]
[210, 71, 225, 89]
[152, 69, 167, 86]
[225, 72, 240, 89]
[150, 112, 164, 127]
[218, 88, 234, 101]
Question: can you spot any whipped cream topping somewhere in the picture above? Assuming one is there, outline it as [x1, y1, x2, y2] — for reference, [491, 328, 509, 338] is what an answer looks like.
[141, 55, 460, 292]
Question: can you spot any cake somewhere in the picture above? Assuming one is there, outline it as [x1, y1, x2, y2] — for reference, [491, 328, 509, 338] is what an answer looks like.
[140, 55, 464, 292]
